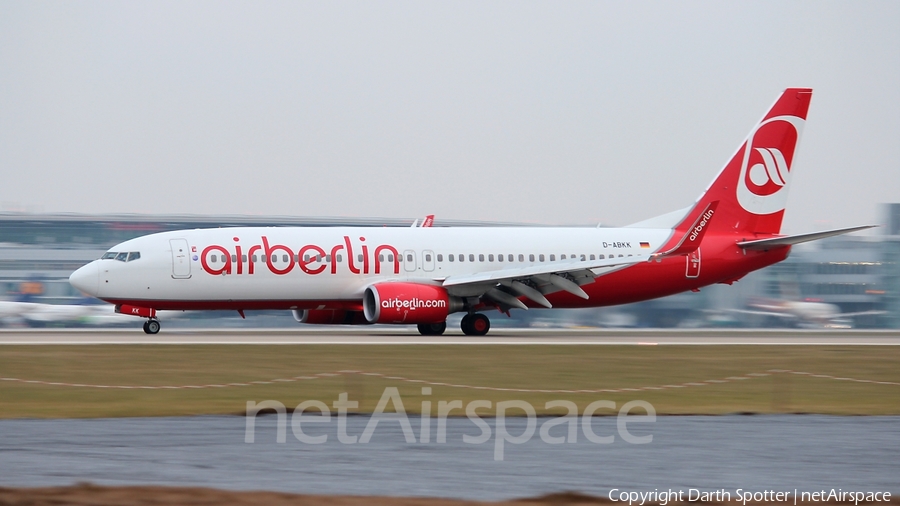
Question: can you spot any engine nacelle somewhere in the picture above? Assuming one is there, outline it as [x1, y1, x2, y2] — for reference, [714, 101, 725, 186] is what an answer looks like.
[363, 283, 460, 324]
[292, 309, 367, 325]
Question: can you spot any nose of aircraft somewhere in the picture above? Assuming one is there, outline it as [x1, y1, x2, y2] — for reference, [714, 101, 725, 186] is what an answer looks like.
[69, 261, 100, 296]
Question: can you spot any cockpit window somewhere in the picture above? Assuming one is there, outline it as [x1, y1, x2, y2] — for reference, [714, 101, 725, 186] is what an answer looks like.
[102, 251, 141, 262]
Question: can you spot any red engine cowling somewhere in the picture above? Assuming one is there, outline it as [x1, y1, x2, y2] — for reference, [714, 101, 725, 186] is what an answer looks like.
[292, 309, 367, 325]
[363, 283, 457, 324]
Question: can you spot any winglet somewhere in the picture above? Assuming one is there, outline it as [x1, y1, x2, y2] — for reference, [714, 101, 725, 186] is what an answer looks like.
[422, 215, 434, 228]
[653, 201, 719, 258]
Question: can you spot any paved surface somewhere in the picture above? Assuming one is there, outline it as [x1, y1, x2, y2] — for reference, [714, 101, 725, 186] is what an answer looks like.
[1, 328, 899, 345]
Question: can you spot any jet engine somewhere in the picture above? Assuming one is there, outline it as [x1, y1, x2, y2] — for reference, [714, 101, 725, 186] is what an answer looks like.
[363, 283, 462, 324]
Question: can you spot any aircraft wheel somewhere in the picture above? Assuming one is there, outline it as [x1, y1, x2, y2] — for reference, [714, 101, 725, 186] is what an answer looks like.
[144, 319, 160, 335]
[461, 313, 490, 336]
[460, 314, 472, 335]
[417, 322, 447, 336]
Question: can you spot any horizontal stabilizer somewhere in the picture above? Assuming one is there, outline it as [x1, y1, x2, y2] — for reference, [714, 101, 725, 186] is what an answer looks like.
[736, 225, 876, 250]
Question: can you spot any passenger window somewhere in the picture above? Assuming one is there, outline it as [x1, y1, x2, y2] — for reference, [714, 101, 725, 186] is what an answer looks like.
[581, 254, 586, 261]
[102, 252, 117, 260]
[303, 255, 310, 262]
[497, 254, 503, 262]
[271, 254, 277, 263]
[539, 254, 544, 262]
[519, 254, 525, 262]
[437, 254, 443, 262]
[590, 254, 595, 260]
[510, 254, 515, 262]
[550, 254, 556, 261]
[232, 254, 237, 262]
[469, 254, 475, 262]
[386, 254, 392, 262]
[482, 254, 488, 262]
[127, 252, 141, 262]
[561, 254, 566, 260]
[316, 255, 323, 262]
[619, 254, 624, 257]
[326, 255, 332, 262]
[115, 252, 128, 262]
[358, 254, 364, 263]
[379, 254, 384, 262]
[337, 255, 343, 262]
[459, 254, 464, 263]
[599, 254, 605, 259]
[251, 255, 258, 262]
[425, 254, 432, 262]
[407, 254, 413, 262]
[241, 255, 247, 262]
[449, 254, 455, 262]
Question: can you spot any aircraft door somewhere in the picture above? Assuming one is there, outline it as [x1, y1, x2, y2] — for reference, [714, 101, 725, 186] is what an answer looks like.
[403, 249, 417, 272]
[422, 250, 435, 272]
[170, 238, 192, 279]
[685, 248, 701, 278]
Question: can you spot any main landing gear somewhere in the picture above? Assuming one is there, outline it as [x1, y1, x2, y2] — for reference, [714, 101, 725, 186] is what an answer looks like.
[460, 313, 490, 336]
[142, 318, 161, 335]
[417, 322, 447, 336]
[416, 314, 491, 336]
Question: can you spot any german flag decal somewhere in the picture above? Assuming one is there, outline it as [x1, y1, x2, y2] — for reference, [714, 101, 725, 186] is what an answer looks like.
[640, 242, 650, 249]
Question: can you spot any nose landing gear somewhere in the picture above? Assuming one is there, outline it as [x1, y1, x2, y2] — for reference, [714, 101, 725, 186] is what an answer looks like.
[460, 313, 490, 336]
[142, 318, 160, 335]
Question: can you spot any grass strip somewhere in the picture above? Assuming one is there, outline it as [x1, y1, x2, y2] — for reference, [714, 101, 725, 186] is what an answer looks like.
[0, 345, 898, 418]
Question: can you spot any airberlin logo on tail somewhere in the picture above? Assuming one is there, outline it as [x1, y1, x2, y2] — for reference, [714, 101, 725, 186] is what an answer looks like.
[748, 147, 789, 193]
[736, 115, 805, 215]
[689, 207, 715, 242]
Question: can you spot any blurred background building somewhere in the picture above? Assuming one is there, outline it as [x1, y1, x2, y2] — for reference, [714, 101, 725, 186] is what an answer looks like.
[1, 207, 897, 328]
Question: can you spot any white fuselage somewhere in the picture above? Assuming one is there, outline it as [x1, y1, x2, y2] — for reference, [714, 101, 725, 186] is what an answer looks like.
[71, 226, 672, 307]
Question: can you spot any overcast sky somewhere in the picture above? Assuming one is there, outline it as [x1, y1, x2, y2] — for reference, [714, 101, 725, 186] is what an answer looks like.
[1, 1, 897, 232]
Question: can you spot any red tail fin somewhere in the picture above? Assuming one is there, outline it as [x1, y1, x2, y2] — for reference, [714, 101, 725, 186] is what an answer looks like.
[673, 88, 812, 239]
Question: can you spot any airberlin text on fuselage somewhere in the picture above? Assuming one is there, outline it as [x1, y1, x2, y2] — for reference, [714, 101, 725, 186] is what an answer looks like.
[200, 236, 400, 277]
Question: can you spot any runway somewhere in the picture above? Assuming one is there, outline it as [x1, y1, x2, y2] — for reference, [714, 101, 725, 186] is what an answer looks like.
[1, 328, 899, 345]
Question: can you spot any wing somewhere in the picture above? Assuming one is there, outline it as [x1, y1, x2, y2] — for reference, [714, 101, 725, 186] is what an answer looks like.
[440, 254, 650, 309]
[833, 309, 887, 318]
[723, 308, 797, 319]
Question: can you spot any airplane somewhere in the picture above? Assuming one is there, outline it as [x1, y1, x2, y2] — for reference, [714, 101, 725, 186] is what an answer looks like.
[729, 298, 885, 328]
[69, 88, 875, 336]
[0, 298, 178, 327]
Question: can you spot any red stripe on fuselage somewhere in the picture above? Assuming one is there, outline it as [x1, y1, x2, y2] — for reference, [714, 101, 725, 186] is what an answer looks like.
[541, 238, 789, 308]
[100, 299, 365, 312]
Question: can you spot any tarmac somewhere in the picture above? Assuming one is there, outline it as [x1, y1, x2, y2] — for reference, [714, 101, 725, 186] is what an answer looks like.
[1, 327, 899, 345]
